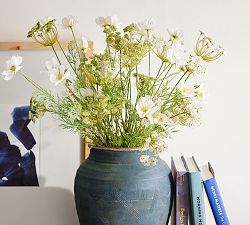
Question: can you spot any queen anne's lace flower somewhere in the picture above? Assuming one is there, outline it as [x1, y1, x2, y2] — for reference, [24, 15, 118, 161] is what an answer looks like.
[27, 18, 58, 46]
[195, 31, 225, 62]
[185, 55, 207, 76]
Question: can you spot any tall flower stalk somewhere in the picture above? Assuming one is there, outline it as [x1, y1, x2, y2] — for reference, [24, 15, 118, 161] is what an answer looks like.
[1, 16, 224, 166]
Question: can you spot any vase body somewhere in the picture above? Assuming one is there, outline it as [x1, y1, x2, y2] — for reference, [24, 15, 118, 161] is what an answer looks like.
[74, 147, 174, 225]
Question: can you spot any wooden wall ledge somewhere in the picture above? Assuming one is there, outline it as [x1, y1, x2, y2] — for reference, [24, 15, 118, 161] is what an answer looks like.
[0, 41, 93, 57]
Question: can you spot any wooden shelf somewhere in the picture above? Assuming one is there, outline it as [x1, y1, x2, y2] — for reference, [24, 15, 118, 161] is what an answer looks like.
[0, 41, 93, 57]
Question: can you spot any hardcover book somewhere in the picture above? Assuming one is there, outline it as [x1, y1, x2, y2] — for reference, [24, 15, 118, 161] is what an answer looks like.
[182, 156, 206, 225]
[201, 163, 230, 225]
[171, 157, 189, 225]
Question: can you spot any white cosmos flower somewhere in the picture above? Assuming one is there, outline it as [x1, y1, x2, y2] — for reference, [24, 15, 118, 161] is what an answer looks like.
[82, 36, 89, 52]
[95, 15, 120, 28]
[48, 65, 70, 86]
[166, 44, 189, 66]
[105, 15, 120, 27]
[95, 17, 106, 26]
[168, 29, 183, 42]
[147, 113, 158, 124]
[180, 84, 195, 97]
[45, 57, 59, 70]
[147, 112, 169, 125]
[80, 88, 94, 97]
[1, 55, 23, 81]
[61, 15, 77, 29]
[156, 113, 169, 125]
[137, 18, 155, 33]
[136, 96, 155, 118]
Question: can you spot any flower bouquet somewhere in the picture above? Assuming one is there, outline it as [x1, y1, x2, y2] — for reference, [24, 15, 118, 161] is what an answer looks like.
[1, 15, 224, 225]
[1, 15, 223, 165]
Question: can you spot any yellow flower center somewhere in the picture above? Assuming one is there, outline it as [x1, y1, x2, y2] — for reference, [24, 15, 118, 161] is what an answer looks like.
[10, 65, 16, 72]
[197, 92, 203, 99]
[57, 73, 63, 80]
[141, 107, 148, 113]
[182, 87, 188, 93]
[159, 117, 163, 123]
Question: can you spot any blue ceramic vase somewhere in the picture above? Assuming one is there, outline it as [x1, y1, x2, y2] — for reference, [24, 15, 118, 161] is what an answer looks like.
[74, 147, 174, 225]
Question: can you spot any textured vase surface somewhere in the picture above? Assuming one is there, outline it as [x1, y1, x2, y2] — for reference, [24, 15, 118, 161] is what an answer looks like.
[74, 147, 173, 225]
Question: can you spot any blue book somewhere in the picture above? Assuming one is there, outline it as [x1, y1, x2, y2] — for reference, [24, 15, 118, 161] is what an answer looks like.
[182, 156, 206, 225]
[201, 163, 230, 225]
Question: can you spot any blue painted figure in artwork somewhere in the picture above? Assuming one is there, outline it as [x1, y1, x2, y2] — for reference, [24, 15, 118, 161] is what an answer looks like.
[0, 106, 39, 186]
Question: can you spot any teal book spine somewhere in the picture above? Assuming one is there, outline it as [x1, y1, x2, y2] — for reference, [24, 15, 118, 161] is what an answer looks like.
[189, 172, 206, 225]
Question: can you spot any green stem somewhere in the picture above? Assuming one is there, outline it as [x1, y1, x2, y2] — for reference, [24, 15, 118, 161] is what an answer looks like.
[57, 40, 79, 78]
[170, 111, 189, 118]
[154, 64, 173, 96]
[51, 45, 61, 65]
[20, 72, 44, 91]
[150, 62, 166, 92]
[172, 71, 188, 91]
[70, 27, 81, 58]
[149, 49, 151, 76]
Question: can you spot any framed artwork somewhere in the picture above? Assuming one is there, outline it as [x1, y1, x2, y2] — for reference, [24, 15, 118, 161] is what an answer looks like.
[0, 41, 93, 188]
[0, 104, 40, 186]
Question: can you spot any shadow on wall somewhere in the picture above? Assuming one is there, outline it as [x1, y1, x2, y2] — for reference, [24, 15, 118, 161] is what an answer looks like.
[0, 187, 80, 225]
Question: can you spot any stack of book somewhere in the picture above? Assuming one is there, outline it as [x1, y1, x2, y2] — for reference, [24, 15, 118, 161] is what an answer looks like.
[171, 156, 230, 225]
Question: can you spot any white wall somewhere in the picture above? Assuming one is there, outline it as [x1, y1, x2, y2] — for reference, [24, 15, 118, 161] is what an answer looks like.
[1, 0, 249, 224]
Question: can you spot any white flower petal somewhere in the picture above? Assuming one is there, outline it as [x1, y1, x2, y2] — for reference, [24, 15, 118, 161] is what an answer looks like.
[15, 65, 23, 72]
[40, 16, 54, 26]
[137, 18, 155, 31]
[11, 55, 23, 66]
[105, 15, 120, 27]
[82, 36, 89, 49]
[1, 70, 14, 80]
[63, 69, 71, 80]
[61, 15, 77, 29]
[136, 96, 155, 118]
[49, 71, 58, 83]
[80, 88, 94, 97]
[5, 60, 13, 70]
[54, 80, 63, 86]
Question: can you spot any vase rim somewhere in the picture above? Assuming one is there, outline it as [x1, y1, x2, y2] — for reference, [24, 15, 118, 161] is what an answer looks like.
[91, 146, 145, 151]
